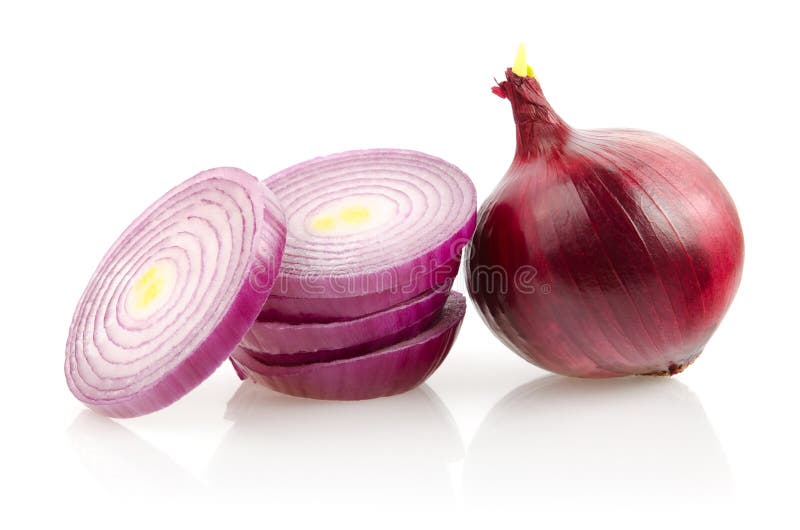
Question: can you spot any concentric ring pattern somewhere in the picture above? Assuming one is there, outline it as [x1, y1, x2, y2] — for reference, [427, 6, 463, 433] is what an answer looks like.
[65, 167, 286, 417]
[265, 149, 477, 298]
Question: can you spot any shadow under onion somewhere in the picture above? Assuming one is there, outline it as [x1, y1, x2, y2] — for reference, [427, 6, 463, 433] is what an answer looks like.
[67, 411, 205, 497]
[206, 381, 463, 503]
[463, 375, 733, 501]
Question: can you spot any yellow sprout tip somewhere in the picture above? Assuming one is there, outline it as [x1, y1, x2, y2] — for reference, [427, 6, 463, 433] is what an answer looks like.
[512, 43, 535, 79]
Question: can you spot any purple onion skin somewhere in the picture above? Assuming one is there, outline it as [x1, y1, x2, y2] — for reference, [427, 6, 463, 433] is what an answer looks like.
[466, 70, 744, 377]
[244, 312, 439, 366]
[259, 255, 462, 323]
[243, 288, 449, 366]
[232, 293, 466, 400]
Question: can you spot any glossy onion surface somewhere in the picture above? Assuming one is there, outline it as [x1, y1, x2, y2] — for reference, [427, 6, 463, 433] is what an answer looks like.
[467, 68, 744, 377]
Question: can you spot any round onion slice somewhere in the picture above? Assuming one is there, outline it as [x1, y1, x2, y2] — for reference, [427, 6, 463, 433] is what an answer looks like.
[243, 288, 450, 366]
[65, 168, 287, 417]
[232, 292, 466, 400]
[264, 149, 476, 304]
[259, 255, 460, 323]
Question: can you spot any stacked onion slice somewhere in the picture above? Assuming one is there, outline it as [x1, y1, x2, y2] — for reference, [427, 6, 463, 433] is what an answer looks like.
[242, 288, 450, 366]
[233, 293, 466, 400]
[260, 149, 476, 322]
[233, 149, 476, 400]
[65, 168, 286, 417]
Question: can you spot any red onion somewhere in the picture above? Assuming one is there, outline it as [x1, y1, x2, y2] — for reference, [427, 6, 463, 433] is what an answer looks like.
[242, 288, 449, 365]
[261, 149, 476, 321]
[466, 46, 744, 377]
[64, 168, 286, 417]
[232, 292, 466, 400]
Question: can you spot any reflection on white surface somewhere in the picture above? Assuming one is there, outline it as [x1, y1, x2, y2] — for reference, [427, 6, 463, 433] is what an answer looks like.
[68, 411, 205, 497]
[206, 382, 463, 503]
[464, 376, 732, 500]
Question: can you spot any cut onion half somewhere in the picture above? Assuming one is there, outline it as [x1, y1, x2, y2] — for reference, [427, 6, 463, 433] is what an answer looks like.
[64, 168, 287, 417]
[232, 292, 467, 400]
[243, 288, 450, 366]
[262, 149, 476, 312]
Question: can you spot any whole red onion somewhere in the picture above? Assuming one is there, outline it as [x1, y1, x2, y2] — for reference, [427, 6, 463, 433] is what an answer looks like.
[466, 48, 744, 377]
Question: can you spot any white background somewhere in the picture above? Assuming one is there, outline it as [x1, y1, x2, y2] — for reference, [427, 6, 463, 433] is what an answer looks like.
[1, 1, 798, 528]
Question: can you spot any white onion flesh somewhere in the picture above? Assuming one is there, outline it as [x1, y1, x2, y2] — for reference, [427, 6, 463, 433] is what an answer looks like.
[65, 168, 286, 417]
[265, 149, 477, 299]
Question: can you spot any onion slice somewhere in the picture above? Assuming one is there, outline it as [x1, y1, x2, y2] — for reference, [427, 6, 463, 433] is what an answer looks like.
[263, 149, 476, 306]
[259, 255, 460, 323]
[64, 168, 287, 417]
[232, 292, 466, 400]
[243, 288, 450, 366]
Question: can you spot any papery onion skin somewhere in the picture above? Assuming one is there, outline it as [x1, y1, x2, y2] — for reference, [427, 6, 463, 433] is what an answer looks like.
[263, 149, 476, 304]
[466, 68, 744, 378]
[244, 288, 450, 366]
[232, 292, 466, 400]
[259, 255, 460, 323]
[65, 168, 286, 417]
